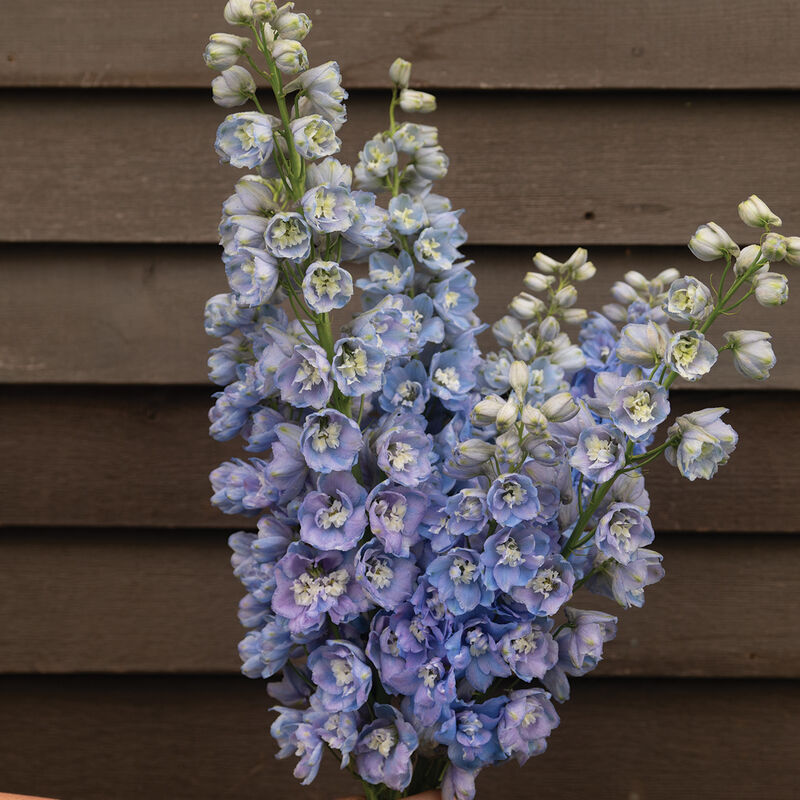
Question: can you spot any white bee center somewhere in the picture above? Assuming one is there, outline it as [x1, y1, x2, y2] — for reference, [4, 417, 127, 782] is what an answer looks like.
[434, 366, 461, 392]
[310, 267, 342, 299]
[272, 218, 306, 247]
[337, 346, 368, 384]
[366, 559, 394, 589]
[527, 567, 561, 598]
[623, 390, 656, 423]
[330, 658, 354, 687]
[387, 441, 415, 471]
[375, 498, 407, 532]
[512, 630, 540, 654]
[366, 728, 397, 758]
[467, 629, 490, 657]
[671, 336, 699, 368]
[310, 419, 341, 453]
[417, 236, 441, 260]
[449, 556, 477, 585]
[496, 537, 523, 567]
[319, 499, 348, 529]
[417, 661, 440, 688]
[501, 480, 526, 507]
[585, 434, 616, 465]
[313, 188, 338, 221]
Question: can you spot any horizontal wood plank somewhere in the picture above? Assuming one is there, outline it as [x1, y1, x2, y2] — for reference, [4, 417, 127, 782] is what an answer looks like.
[1, 676, 797, 799]
[1, 244, 797, 388]
[2, 91, 799, 245]
[0, 531, 797, 677]
[3, 1, 800, 89]
[0, 387, 795, 531]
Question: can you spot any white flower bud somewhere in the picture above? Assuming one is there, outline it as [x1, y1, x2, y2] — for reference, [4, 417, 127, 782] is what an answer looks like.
[562, 308, 588, 324]
[273, 7, 312, 40]
[611, 281, 639, 304]
[509, 292, 545, 320]
[563, 247, 588, 271]
[472, 395, 506, 426]
[754, 272, 789, 306]
[521, 405, 548, 434]
[539, 316, 560, 341]
[688, 222, 740, 262]
[602, 303, 627, 322]
[723, 330, 776, 381]
[656, 267, 681, 287]
[738, 194, 782, 228]
[624, 270, 650, 291]
[574, 261, 596, 281]
[492, 315, 522, 347]
[550, 344, 586, 372]
[532, 252, 559, 275]
[508, 360, 530, 399]
[389, 58, 412, 88]
[399, 89, 436, 113]
[496, 398, 520, 430]
[784, 236, 800, 268]
[458, 439, 496, 463]
[250, 0, 278, 20]
[523, 272, 554, 292]
[733, 244, 762, 277]
[540, 392, 580, 423]
[204, 33, 251, 70]
[212, 65, 256, 107]
[224, 0, 254, 25]
[554, 285, 578, 308]
[761, 232, 787, 262]
[270, 38, 308, 74]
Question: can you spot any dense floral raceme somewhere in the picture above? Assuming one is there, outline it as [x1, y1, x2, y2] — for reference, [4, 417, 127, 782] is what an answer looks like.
[204, 5, 793, 799]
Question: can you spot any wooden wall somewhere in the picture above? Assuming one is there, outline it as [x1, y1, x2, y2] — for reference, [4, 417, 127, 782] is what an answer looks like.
[1, 2, 799, 798]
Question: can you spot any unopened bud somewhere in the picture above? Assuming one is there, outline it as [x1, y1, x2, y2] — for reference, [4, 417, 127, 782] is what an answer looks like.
[509, 360, 530, 399]
[472, 395, 506, 426]
[212, 65, 256, 107]
[204, 33, 251, 70]
[754, 272, 789, 306]
[733, 244, 762, 277]
[509, 292, 545, 320]
[562, 308, 588, 324]
[574, 261, 596, 281]
[399, 89, 436, 113]
[784, 236, 800, 268]
[689, 222, 740, 262]
[738, 194, 782, 229]
[563, 247, 588, 271]
[624, 270, 650, 291]
[554, 285, 577, 308]
[761, 232, 787, 262]
[523, 272, 554, 292]
[656, 267, 681, 286]
[389, 58, 412, 88]
[250, 0, 278, 20]
[611, 281, 639, 304]
[224, 0, 254, 25]
[270, 38, 308, 74]
[540, 392, 579, 423]
[496, 398, 520, 430]
[539, 316, 560, 341]
[532, 252, 560, 275]
[602, 303, 627, 322]
[521, 405, 548, 434]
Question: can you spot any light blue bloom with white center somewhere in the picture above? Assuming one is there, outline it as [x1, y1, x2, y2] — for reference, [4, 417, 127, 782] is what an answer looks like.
[359, 135, 398, 178]
[585, 547, 665, 608]
[308, 639, 373, 713]
[215, 112, 274, 168]
[224, 247, 280, 306]
[608, 380, 670, 440]
[480, 525, 550, 593]
[666, 329, 718, 381]
[367, 481, 428, 557]
[486, 473, 541, 527]
[357, 251, 415, 304]
[298, 471, 367, 551]
[378, 359, 430, 414]
[264, 212, 312, 261]
[290, 114, 341, 159]
[290, 61, 348, 130]
[392, 122, 438, 153]
[595, 502, 654, 564]
[414, 227, 462, 274]
[433, 270, 478, 328]
[388, 193, 428, 234]
[499, 622, 558, 682]
[301, 260, 353, 312]
[616, 321, 669, 367]
[355, 539, 420, 610]
[509, 555, 575, 617]
[341, 190, 391, 251]
[425, 548, 494, 617]
[300, 409, 363, 473]
[569, 424, 627, 483]
[375, 418, 434, 488]
[302, 184, 356, 233]
[445, 488, 488, 538]
[446, 618, 511, 693]
[331, 336, 386, 396]
[497, 689, 559, 766]
[353, 704, 418, 792]
[429, 348, 477, 409]
[664, 276, 713, 322]
[275, 343, 332, 409]
[665, 407, 738, 480]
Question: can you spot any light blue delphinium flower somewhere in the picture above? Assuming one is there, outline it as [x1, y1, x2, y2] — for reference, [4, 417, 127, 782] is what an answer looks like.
[425, 548, 494, 617]
[388, 193, 428, 234]
[238, 615, 294, 678]
[358, 251, 415, 305]
[429, 348, 477, 410]
[286, 61, 349, 129]
[401, 657, 457, 728]
[665, 407, 738, 480]
[498, 622, 559, 682]
[595, 502, 654, 564]
[270, 707, 325, 785]
[210, 458, 263, 514]
[367, 481, 428, 557]
[378, 359, 430, 414]
[353, 705, 418, 792]
[723, 330, 776, 380]
[665, 329, 718, 381]
[299, 408, 363, 473]
[264, 211, 312, 261]
[375, 415, 434, 487]
[290, 114, 341, 159]
[331, 336, 386, 396]
[301, 260, 353, 312]
[359, 134, 398, 178]
[569, 424, 627, 483]
[444, 488, 488, 538]
[608, 380, 670, 440]
[480, 525, 549, 593]
[355, 539, 420, 609]
[298, 471, 367, 551]
[497, 689, 559, 766]
[486, 473, 541, 527]
[585, 547, 665, 609]
[224, 247, 280, 306]
[302, 184, 356, 234]
[414, 226, 462, 274]
[664, 276, 713, 322]
[307, 639, 373, 712]
[446, 617, 512, 692]
[392, 122, 438, 153]
[508, 555, 575, 617]
[435, 697, 505, 772]
[215, 111, 274, 168]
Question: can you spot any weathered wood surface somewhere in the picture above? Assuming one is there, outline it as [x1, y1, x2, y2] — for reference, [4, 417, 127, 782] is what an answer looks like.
[2, 92, 799, 245]
[0, 387, 794, 531]
[1, 245, 797, 388]
[1, 676, 797, 799]
[3, 1, 800, 90]
[0, 530, 797, 677]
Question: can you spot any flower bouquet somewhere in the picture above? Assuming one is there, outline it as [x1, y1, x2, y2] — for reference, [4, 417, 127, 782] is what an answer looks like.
[203, 2, 794, 798]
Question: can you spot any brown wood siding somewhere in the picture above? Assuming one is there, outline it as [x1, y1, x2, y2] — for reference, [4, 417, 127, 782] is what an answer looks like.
[2, 1, 799, 797]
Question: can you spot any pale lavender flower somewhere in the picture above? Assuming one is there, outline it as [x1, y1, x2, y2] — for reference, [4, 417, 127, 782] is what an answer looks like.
[301, 261, 353, 312]
[509, 555, 575, 617]
[298, 471, 367, 551]
[595, 502, 654, 564]
[275, 344, 332, 409]
[353, 704, 418, 792]
[307, 639, 372, 712]
[375, 417, 434, 487]
[569, 425, 627, 483]
[499, 622, 558, 682]
[425, 548, 494, 617]
[497, 689, 559, 765]
[480, 526, 550, 593]
[665, 407, 738, 480]
[355, 540, 420, 609]
[608, 380, 670, 440]
[486, 473, 541, 526]
[367, 481, 428, 557]
[666, 330, 718, 381]
[300, 409, 363, 473]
